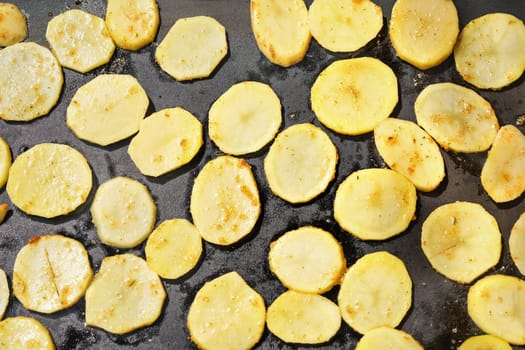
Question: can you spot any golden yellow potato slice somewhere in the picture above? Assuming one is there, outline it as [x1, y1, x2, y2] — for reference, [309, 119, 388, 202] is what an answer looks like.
[155, 16, 227, 81]
[0, 269, 8, 320]
[0, 3, 27, 46]
[0, 42, 63, 122]
[0, 316, 55, 350]
[67, 74, 149, 146]
[91, 176, 156, 249]
[6, 143, 92, 218]
[421, 201, 501, 284]
[311, 57, 398, 135]
[105, 0, 159, 51]
[338, 251, 412, 335]
[190, 155, 260, 246]
[0, 136, 11, 188]
[308, 0, 382, 53]
[481, 125, 525, 203]
[414, 82, 499, 153]
[128, 107, 203, 177]
[458, 334, 512, 350]
[454, 13, 525, 90]
[209, 81, 282, 155]
[355, 327, 424, 350]
[187, 271, 265, 350]
[85, 253, 166, 335]
[264, 123, 337, 203]
[510, 212, 525, 276]
[389, 0, 458, 70]
[374, 118, 445, 192]
[12, 234, 93, 314]
[145, 218, 203, 280]
[250, 0, 310, 67]
[266, 290, 341, 345]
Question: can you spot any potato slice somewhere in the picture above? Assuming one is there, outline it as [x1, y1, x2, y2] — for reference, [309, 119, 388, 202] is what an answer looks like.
[308, 0, 383, 53]
[268, 226, 345, 294]
[481, 125, 525, 203]
[0, 203, 7, 224]
[389, 0, 459, 70]
[264, 123, 337, 203]
[128, 107, 203, 177]
[374, 118, 445, 192]
[209, 81, 282, 155]
[85, 253, 166, 335]
[0, 136, 11, 188]
[468, 274, 525, 345]
[334, 168, 417, 240]
[155, 16, 227, 81]
[266, 290, 341, 344]
[0, 316, 55, 350]
[190, 155, 260, 245]
[12, 234, 93, 314]
[454, 13, 525, 90]
[91, 176, 156, 249]
[67, 74, 149, 146]
[187, 271, 265, 350]
[0, 3, 27, 46]
[6, 143, 92, 218]
[105, 0, 159, 51]
[311, 57, 398, 135]
[421, 201, 501, 284]
[145, 218, 203, 280]
[355, 327, 424, 350]
[250, 0, 310, 67]
[0, 42, 63, 122]
[509, 212, 525, 275]
[0, 269, 8, 320]
[458, 334, 512, 350]
[414, 82, 499, 153]
[338, 251, 412, 335]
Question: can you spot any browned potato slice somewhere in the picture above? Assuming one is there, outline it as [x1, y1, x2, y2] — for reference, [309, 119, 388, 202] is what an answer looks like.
[0, 316, 55, 349]
[0, 3, 27, 46]
[510, 212, 525, 275]
[0, 269, 8, 320]
[0, 136, 11, 188]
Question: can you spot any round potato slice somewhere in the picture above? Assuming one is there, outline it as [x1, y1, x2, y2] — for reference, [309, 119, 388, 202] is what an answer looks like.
[268, 226, 345, 294]
[308, 0, 383, 53]
[91, 176, 156, 249]
[85, 254, 166, 335]
[311, 57, 398, 135]
[266, 290, 341, 345]
[414, 82, 499, 153]
[0, 136, 11, 188]
[458, 334, 512, 350]
[510, 212, 525, 275]
[264, 123, 337, 203]
[0, 3, 27, 46]
[6, 143, 92, 218]
[187, 271, 266, 350]
[128, 107, 203, 177]
[355, 327, 424, 350]
[12, 234, 93, 314]
[0, 316, 55, 350]
[0, 269, 8, 320]
[338, 251, 412, 335]
[0, 42, 63, 122]
[67, 74, 149, 146]
[454, 13, 525, 90]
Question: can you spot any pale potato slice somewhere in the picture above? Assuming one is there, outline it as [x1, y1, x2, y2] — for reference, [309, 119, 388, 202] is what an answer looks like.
[105, 0, 159, 51]
[481, 125, 525, 203]
[0, 316, 55, 350]
[264, 123, 337, 203]
[85, 253, 166, 335]
[128, 107, 203, 177]
[209, 81, 282, 155]
[67, 74, 149, 146]
[155, 16, 227, 81]
[334, 168, 417, 240]
[145, 218, 203, 280]
[0, 42, 63, 122]
[6, 143, 92, 218]
[374, 118, 445, 192]
[187, 271, 265, 350]
[308, 0, 383, 53]
[338, 251, 412, 335]
[468, 274, 525, 345]
[250, 0, 310, 67]
[311, 57, 398, 135]
[46, 9, 115, 73]
[190, 155, 260, 245]
[454, 13, 525, 90]
[12, 234, 93, 314]
[0, 269, 8, 320]
[268, 226, 345, 294]
[389, 0, 458, 70]
[414, 82, 499, 153]
[510, 212, 525, 275]
[91, 176, 156, 249]
[0, 3, 27, 46]
[458, 334, 512, 350]
[355, 327, 424, 350]
[0, 136, 11, 188]
[421, 201, 501, 284]
[266, 290, 341, 344]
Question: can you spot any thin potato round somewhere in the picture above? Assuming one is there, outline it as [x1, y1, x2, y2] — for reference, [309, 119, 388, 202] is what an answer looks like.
[0, 3, 27, 46]
[311, 57, 398, 135]
[355, 327, 424, 350]
[0, 316, 55, 350]
[0, 136, 11, 188]
[509, 212, 525, 275]
[458, 334, 512, 350]
[0, 269, 8, 320]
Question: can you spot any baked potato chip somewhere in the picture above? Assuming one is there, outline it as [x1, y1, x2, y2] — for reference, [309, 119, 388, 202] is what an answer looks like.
[0, 136, 11, 188]
[0, 316, 55, 350]
[0, 269, 8, 320]
[458, 334, 512, 350]
[509, 212, 525, 275]
[355, 327, 424, 350]
[0, 3, 27, 46]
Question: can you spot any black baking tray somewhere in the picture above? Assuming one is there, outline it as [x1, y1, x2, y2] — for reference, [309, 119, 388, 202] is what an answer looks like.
[1, 0, 524, 349]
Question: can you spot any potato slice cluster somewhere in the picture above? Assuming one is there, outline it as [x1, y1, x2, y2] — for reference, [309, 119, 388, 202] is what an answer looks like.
[510, 212, 525, 275]
[0, 3, 27, 47]
[0, 269, 8, 320]
[355, 327, 424, 350]
[458, 334, 512, 350]
[0, 316, 55, 350]
[0, 136, 11, 189]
